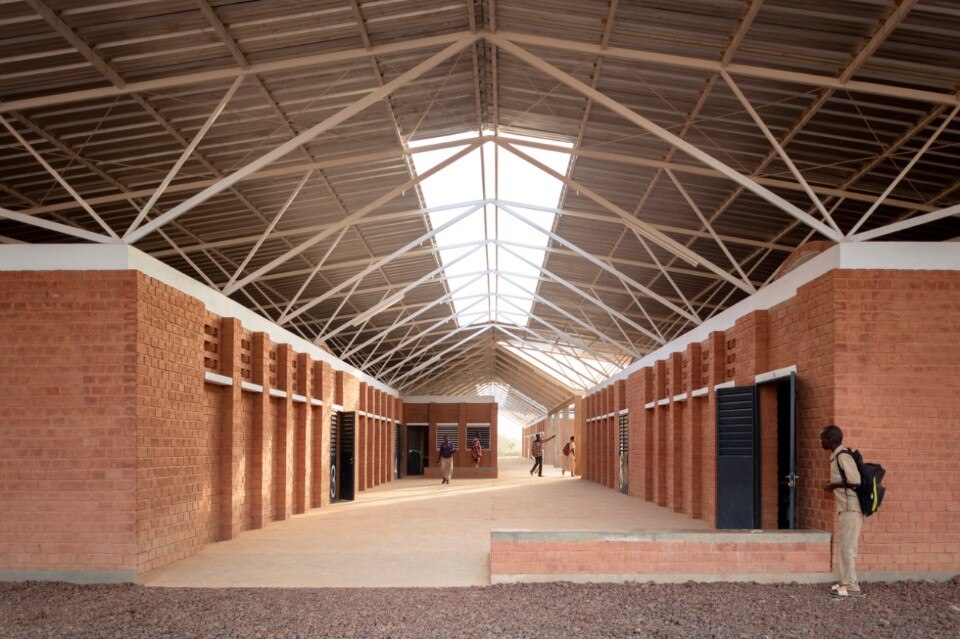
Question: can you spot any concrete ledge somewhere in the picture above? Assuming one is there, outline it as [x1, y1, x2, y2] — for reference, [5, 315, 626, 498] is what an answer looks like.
[491, 572, 836, 585]
[0, 569, 136, 584]
[491, 529, 832, 544]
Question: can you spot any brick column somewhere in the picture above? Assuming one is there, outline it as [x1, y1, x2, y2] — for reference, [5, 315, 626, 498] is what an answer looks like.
[667, 352, 683, 511]
[315, 362, 335, 508]
[652, 360, 667, 507]
[250, 332, 271, 529]
[294, 352, 312, 514]
[704, 332, 726, 527]
[275, 344, 294, 520]
[635, 368, 653, 501]
[219, 318, 243, 540]
[684, 342, 703, 518]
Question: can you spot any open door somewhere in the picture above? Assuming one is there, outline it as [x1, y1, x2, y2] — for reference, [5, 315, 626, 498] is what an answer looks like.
[716, 385, 760, 529]
[788, 371, 797, 529]
[394, 423, 403, 479]
[338, 411, 355, 501]
[779, 372, 798, 529]
[618, 413, 629, 494]
[329, 412, 339, 503]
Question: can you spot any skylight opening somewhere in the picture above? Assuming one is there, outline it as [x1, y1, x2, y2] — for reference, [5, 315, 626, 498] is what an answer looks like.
[409, 131, 573, 330]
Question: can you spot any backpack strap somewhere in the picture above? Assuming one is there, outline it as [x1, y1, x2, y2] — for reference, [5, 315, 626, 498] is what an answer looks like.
[835, 449, 856, 489]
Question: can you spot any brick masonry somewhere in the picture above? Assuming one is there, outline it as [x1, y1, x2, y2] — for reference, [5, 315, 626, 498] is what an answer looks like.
[0, 270, 402, 578]
[489, 533, 832, 578]
[579, 268, 960, 577]
[403, 401, 499, 479]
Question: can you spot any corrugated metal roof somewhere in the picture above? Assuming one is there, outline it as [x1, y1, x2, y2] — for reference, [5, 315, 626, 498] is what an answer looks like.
[2, 0, 959, 424]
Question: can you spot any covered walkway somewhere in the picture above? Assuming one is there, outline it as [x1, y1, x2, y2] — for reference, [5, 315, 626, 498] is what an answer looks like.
[141, 457, 708, 588]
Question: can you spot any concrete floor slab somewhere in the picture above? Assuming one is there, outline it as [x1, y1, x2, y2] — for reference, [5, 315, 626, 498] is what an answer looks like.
[141, 457, 710, 588]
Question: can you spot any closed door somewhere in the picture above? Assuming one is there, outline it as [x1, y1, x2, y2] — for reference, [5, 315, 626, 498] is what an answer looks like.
[716, 386, 760, 529]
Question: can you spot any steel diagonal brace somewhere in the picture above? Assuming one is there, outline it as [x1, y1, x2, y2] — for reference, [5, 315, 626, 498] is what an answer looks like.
[125, 35, 479, 246]
[488, 34, 842, 242]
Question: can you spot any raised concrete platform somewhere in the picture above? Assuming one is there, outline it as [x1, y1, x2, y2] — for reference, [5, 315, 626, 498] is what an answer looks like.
[141, 456, 710, 588]
[489, 529, 833, 584]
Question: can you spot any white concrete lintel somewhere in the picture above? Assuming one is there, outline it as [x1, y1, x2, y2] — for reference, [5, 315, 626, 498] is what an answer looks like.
[756, 365, 797, 384]
[714, 381, 736, 390]
[204, 371, 233, 387]
[310, 398, 322, 407]
[332, 404, 344, 412]
[644, 401, 655, 410]
[269, 388, 288, 399]
[406, 422, 428, 426]
[241, 381, 263, 393]
[436, 422, 459, 427]
[619, 408, 628, 415]
[691, 387, 709, 398]
[673, 393, 688, 402]
[292, 393, 307, 404]
[657, 397, 670, 407]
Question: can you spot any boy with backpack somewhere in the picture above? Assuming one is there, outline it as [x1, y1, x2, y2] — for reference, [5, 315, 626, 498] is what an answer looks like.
[820, 424, 869, 598]
[561, 436, 576, 477]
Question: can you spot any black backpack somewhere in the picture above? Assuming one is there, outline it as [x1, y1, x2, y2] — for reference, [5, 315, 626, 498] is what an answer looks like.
[837, 449, 886, 517]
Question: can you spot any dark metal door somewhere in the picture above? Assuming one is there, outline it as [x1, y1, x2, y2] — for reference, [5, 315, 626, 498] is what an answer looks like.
[787, 372, 798, 529]
[716, 386, 760, 529]
[394, 423, 402, 479]
[329, 412, 338, 503]
[618, 413, 629, 494]
[339, 411, 355, 501]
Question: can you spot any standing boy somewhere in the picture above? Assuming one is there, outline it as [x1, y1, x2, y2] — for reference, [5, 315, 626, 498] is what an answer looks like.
[820, 424, 864, 598]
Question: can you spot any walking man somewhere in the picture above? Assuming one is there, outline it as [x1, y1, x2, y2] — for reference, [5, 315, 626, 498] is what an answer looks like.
[529, 432, 555, 477]
[437, 435, 457, 485]
[820, 424, 864, 598]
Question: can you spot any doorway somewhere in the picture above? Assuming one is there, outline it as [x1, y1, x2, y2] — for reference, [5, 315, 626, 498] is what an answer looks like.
[394, 423, 403, 479]
[618, 413, 629, 495]
[406, 425, 428, 476]
[716, 373, 798, 530]
[338, 411, 356, 501]
[758, 372, 798, 530]
[329, 412, 339, 503]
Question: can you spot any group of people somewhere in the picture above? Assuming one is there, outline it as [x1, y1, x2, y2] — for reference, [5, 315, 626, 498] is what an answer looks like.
[436, 432, 485, 485]
[528, 433, 576, 477]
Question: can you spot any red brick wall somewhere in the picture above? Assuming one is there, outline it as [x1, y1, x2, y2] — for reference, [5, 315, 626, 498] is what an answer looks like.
[490, 533, 831, 578]
[831, 271, 960, 574]
[406, 401, 498, 477]
[0, 271, 138, 574]
[1, 269, 398, 578]
[580, 268, 960, 576]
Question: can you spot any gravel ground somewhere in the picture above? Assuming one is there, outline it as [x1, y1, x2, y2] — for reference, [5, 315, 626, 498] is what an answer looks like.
[1, 580, 957, 639]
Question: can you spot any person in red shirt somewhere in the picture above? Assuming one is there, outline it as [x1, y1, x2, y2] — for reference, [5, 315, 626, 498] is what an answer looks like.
[471, 434, 482, 468]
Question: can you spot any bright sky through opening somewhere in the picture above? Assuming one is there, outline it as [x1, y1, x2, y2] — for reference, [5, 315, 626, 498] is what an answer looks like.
[409, 132, 618, 403]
